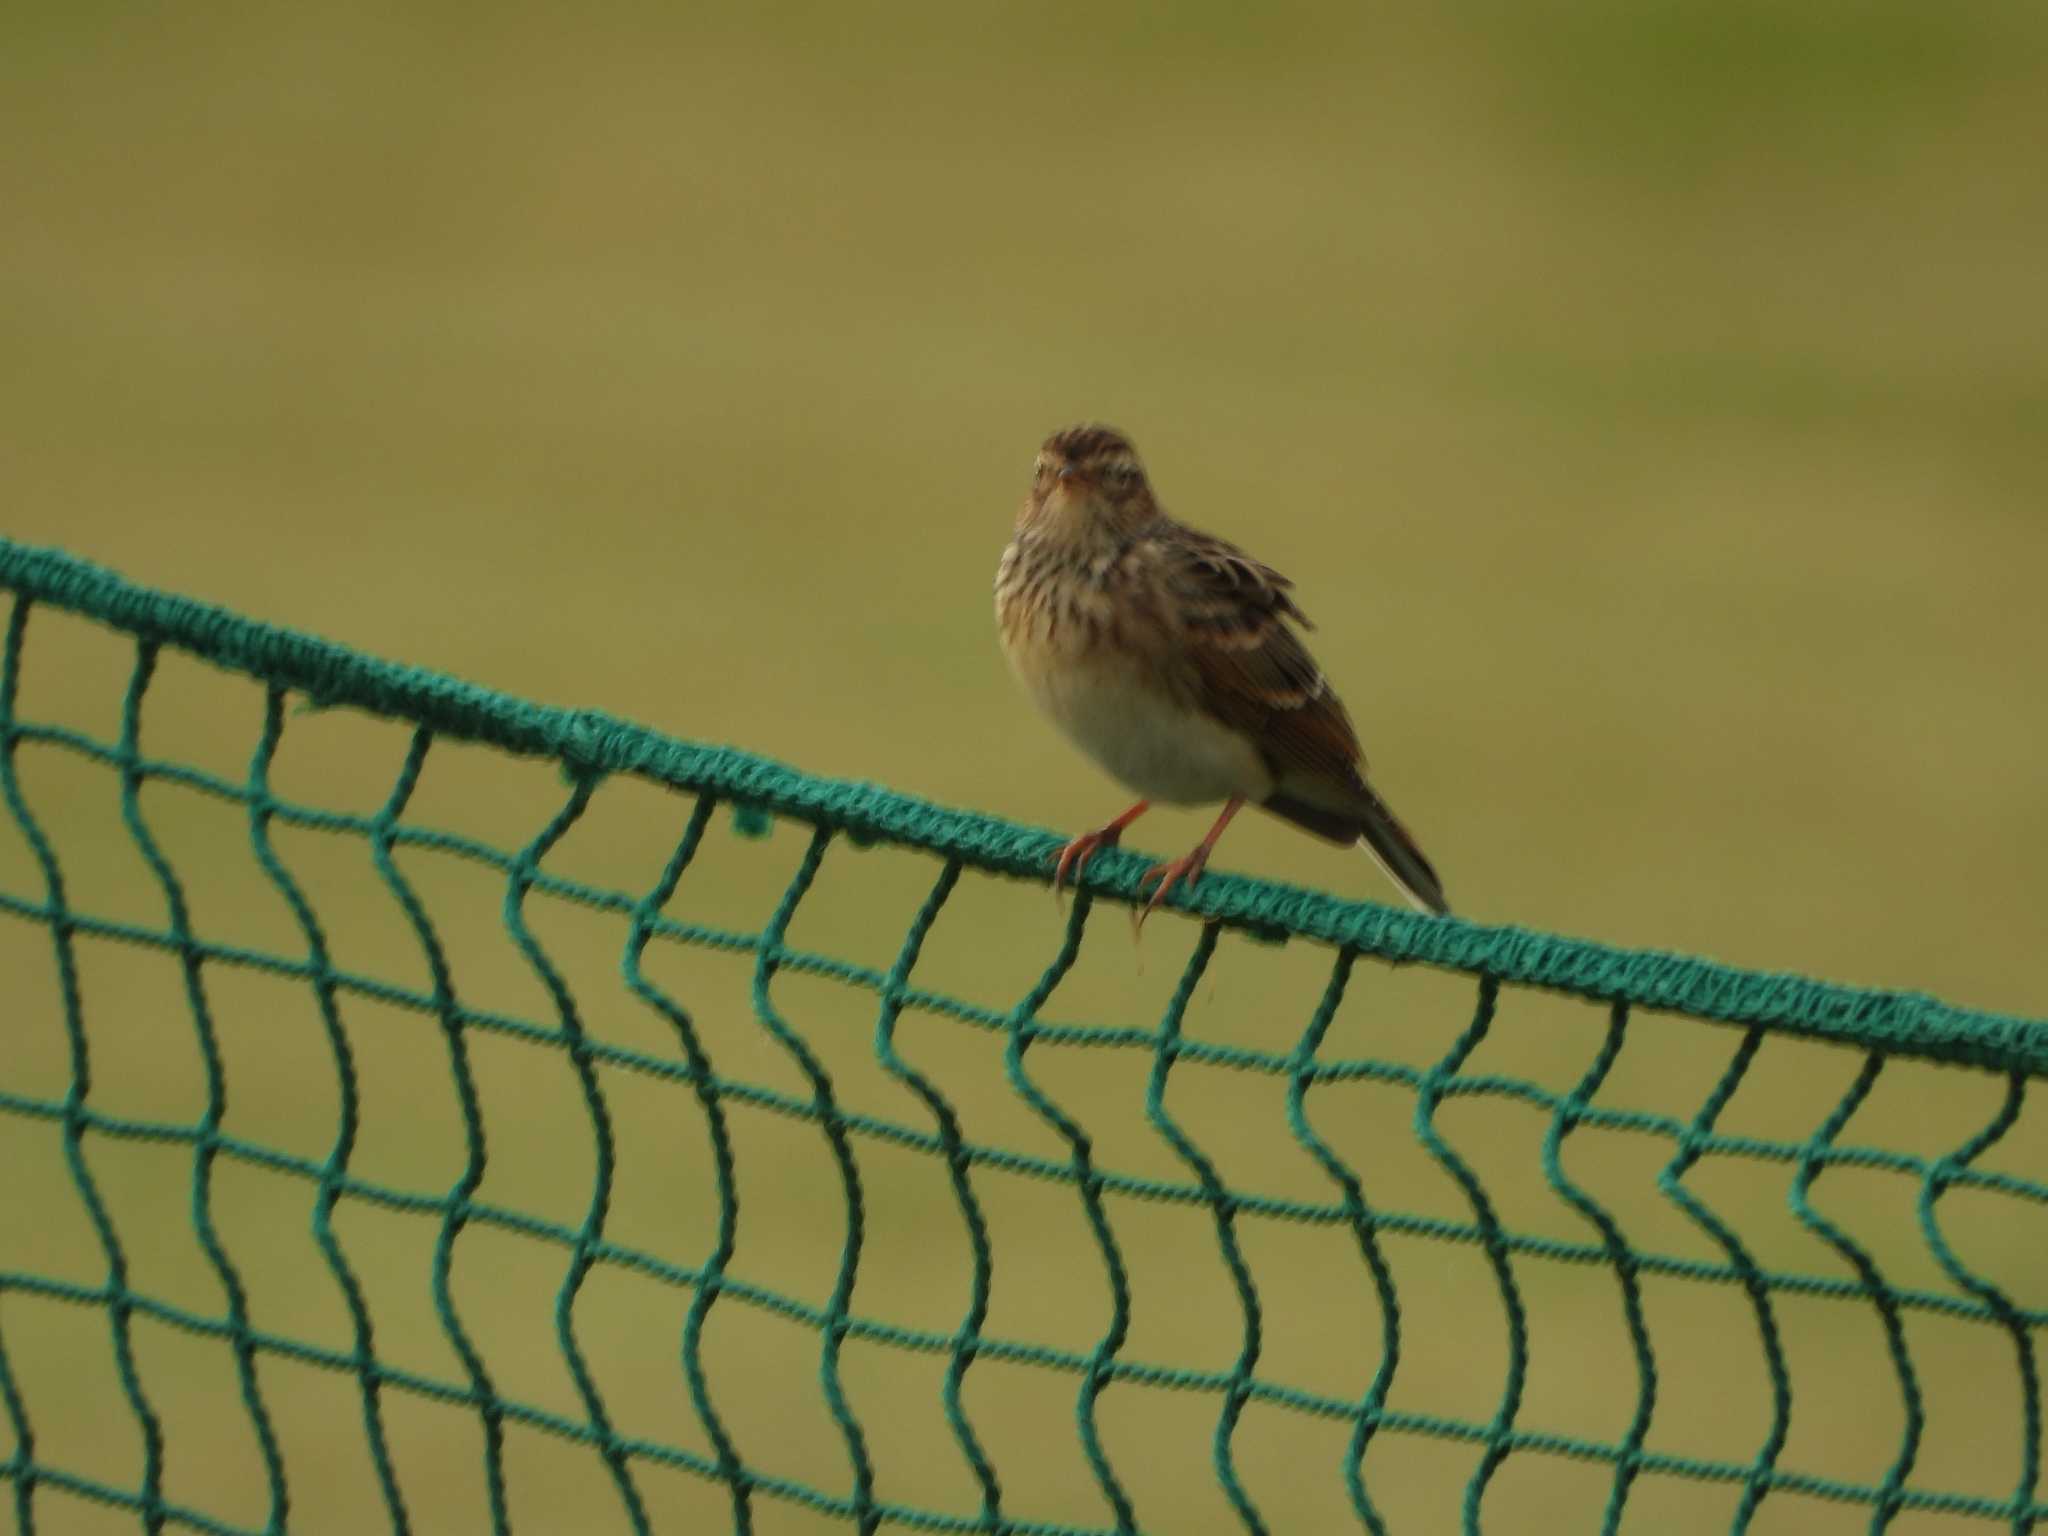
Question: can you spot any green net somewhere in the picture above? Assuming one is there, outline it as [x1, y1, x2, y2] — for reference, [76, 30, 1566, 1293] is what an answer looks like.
[0, 536, 2042, 1535]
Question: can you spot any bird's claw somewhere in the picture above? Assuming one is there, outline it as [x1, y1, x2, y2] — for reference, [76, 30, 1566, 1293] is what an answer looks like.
[1052, 825, 1123, 907]
[1132, 848, 1212, 934]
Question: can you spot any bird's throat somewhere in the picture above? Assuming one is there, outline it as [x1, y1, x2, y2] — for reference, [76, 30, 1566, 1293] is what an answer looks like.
[1021, 488, 1145, 554]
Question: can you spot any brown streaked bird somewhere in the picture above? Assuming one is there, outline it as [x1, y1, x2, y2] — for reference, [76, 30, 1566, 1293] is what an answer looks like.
[994, 423, 1449, 925]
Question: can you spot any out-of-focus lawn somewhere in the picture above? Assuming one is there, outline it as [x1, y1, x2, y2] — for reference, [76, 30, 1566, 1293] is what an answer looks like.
[2, 4, 2044, 1532]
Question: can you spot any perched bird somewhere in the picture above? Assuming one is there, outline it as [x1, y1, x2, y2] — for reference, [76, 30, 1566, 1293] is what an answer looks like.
[994, 423, 1449, 924]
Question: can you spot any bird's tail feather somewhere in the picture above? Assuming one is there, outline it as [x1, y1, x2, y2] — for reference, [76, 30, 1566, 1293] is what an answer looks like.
[1262, 784, 1450, 916]
[1355, 798, 1450, 916]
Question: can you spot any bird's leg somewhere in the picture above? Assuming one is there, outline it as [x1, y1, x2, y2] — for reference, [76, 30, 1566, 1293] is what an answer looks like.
[1052, 800, 1150, 903]
[1136, 796, 1245, 931]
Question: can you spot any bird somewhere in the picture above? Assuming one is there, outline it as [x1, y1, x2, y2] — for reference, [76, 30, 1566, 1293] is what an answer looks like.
[994, 422, 1449, 926]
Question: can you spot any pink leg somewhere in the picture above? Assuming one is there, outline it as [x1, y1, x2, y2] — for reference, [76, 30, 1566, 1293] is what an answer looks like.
[1136, 796, 1244, 929]
[1052, 800, 1150, 901]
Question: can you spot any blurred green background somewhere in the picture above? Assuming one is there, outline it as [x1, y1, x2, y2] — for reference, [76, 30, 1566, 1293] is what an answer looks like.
[3, 3, 2045, 1532]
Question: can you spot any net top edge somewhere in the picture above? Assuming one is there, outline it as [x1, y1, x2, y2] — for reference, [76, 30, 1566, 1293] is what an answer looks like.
[4, 535, 2041, 1077]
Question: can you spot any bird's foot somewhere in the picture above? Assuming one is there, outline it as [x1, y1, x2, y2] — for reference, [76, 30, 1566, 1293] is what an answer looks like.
[1134, 845, 1213, 932]
[1052, 824, 1124, 905]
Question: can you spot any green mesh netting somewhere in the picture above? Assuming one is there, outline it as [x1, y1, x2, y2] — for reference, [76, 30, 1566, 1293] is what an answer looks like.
[0, 536, 2043, 1536]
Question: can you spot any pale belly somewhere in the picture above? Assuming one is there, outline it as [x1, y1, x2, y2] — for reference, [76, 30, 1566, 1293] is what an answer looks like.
[1011, 648, 1272, 806]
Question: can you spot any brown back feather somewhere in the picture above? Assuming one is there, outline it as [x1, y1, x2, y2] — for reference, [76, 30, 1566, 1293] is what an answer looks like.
[1157, 526, 1366, 784]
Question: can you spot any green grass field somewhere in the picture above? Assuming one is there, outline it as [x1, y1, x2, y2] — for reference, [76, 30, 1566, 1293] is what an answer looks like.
[3, 4, 2045, 1531]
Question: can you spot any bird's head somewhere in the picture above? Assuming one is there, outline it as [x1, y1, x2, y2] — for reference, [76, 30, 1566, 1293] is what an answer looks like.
[1020, 423, 1159, 539]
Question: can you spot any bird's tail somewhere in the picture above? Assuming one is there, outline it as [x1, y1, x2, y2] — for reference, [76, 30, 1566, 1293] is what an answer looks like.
[1354, 787, 1450, 916]
[1262, 780, 1450, 916]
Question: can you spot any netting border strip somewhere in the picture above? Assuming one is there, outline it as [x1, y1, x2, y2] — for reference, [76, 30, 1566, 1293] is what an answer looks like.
[1, 537, 2040, 1079]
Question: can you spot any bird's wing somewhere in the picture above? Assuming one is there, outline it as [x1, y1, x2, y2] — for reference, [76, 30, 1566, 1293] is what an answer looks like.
[1155, 526, 1366, 783]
